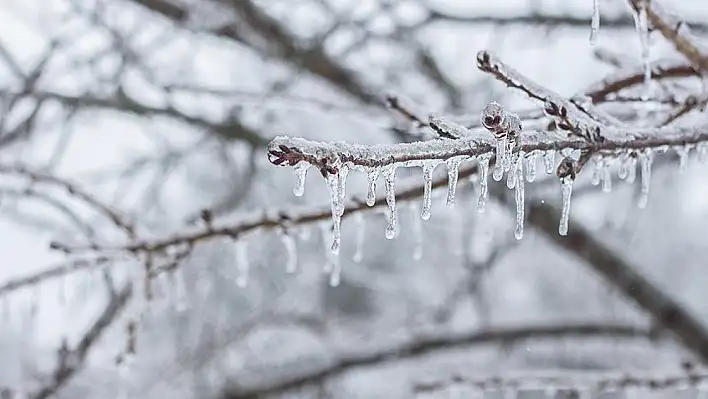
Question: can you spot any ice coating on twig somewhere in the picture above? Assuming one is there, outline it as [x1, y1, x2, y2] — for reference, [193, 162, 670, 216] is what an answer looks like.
[559, 177, 574, 236]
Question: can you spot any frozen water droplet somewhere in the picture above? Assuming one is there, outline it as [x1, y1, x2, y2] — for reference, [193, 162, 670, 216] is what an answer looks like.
[280, 231, 298, 273]
[235, 239, 249, 288]
[411, 203, 423, 260]
[292, 163, 309, 196]
[383, 166, 397, 239]
[366, 168, 380, 206]
[559, 176, 574, 236]
[590, 0, 600, 45]
[477, 153, 491, 213]
[446, 156, 465, 206]
[493, 135, 507, 181]
[352, 212, 365, 263]
[543, 150, 555, 174]
[421, 161, 440, 220]
[525, 152, 537, 182]
[638, 149, 653, 208]
[514, 153, 525, 240]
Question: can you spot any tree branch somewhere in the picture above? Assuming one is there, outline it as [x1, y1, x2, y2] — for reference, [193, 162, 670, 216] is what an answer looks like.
[28, 283, 133, 399]
[221, 323, 658, 398]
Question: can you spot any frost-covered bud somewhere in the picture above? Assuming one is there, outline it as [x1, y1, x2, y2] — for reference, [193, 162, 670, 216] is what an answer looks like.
[556, 157, 576, 180]
[501, 112, 522, 139]
[481, 101, 504, 134]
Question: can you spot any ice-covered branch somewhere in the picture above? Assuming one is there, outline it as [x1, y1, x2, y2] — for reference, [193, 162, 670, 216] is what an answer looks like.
[221, 323, 658, 398]
[0, 256, 112, 297]
[584, 60, 696, 103]
[267, 123, 708, 172]
[628, 0, 708, 73]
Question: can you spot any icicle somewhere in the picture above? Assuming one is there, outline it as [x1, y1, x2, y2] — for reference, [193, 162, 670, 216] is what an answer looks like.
[618, 153, 630, 179]
[674, 145, 691, 172]
[506, 151, 517, 189]
[329, 253, 341, 287]
[477, 153, 491, 213]
[383, 166, 398, 239]
[514, 153, 525, 240]
[698, 142, 708, 163]
[525, 152, 537, 182]
[280, 232, 298, 273]
[292, 162, 309, 197]
[543, 150, 555, 174]
[590, 0, 600, 45]
[352, 212, 365, 263]
[633, 0, 651, 99]
[601, 159, 612, 193]
[173, 268, 188, 312]
[446, 156, 464, 206]
[366, 168, 380, 207]
[420, 161, 439, 220]
[559, 177, 574, 236]
[411, 203, 423, 260]
[493, 135, 507, 181]
[320, 223, 333, 274]
[298, 225, 311, 241]
[591, 156, 602, 185]
[638, 149, 653, 208]
[626, 155, 637, 184]
[235, 239, 249, 288]
[325, 166, 348, 255]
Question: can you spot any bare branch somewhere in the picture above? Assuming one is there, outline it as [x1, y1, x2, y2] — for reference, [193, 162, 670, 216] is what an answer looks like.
[28, 283, 133, 399]
[415, 367, 708, 395]
[221, 323, 658, 398]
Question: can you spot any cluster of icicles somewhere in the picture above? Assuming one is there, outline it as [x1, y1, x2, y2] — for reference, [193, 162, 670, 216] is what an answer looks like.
[274, 142, 708, 287]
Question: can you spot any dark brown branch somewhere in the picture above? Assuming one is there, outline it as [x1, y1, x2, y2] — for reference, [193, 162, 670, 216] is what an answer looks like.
[0, 257, 111, 297]
[28, 283, 132, 399]
[221, 323, 658, 398]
